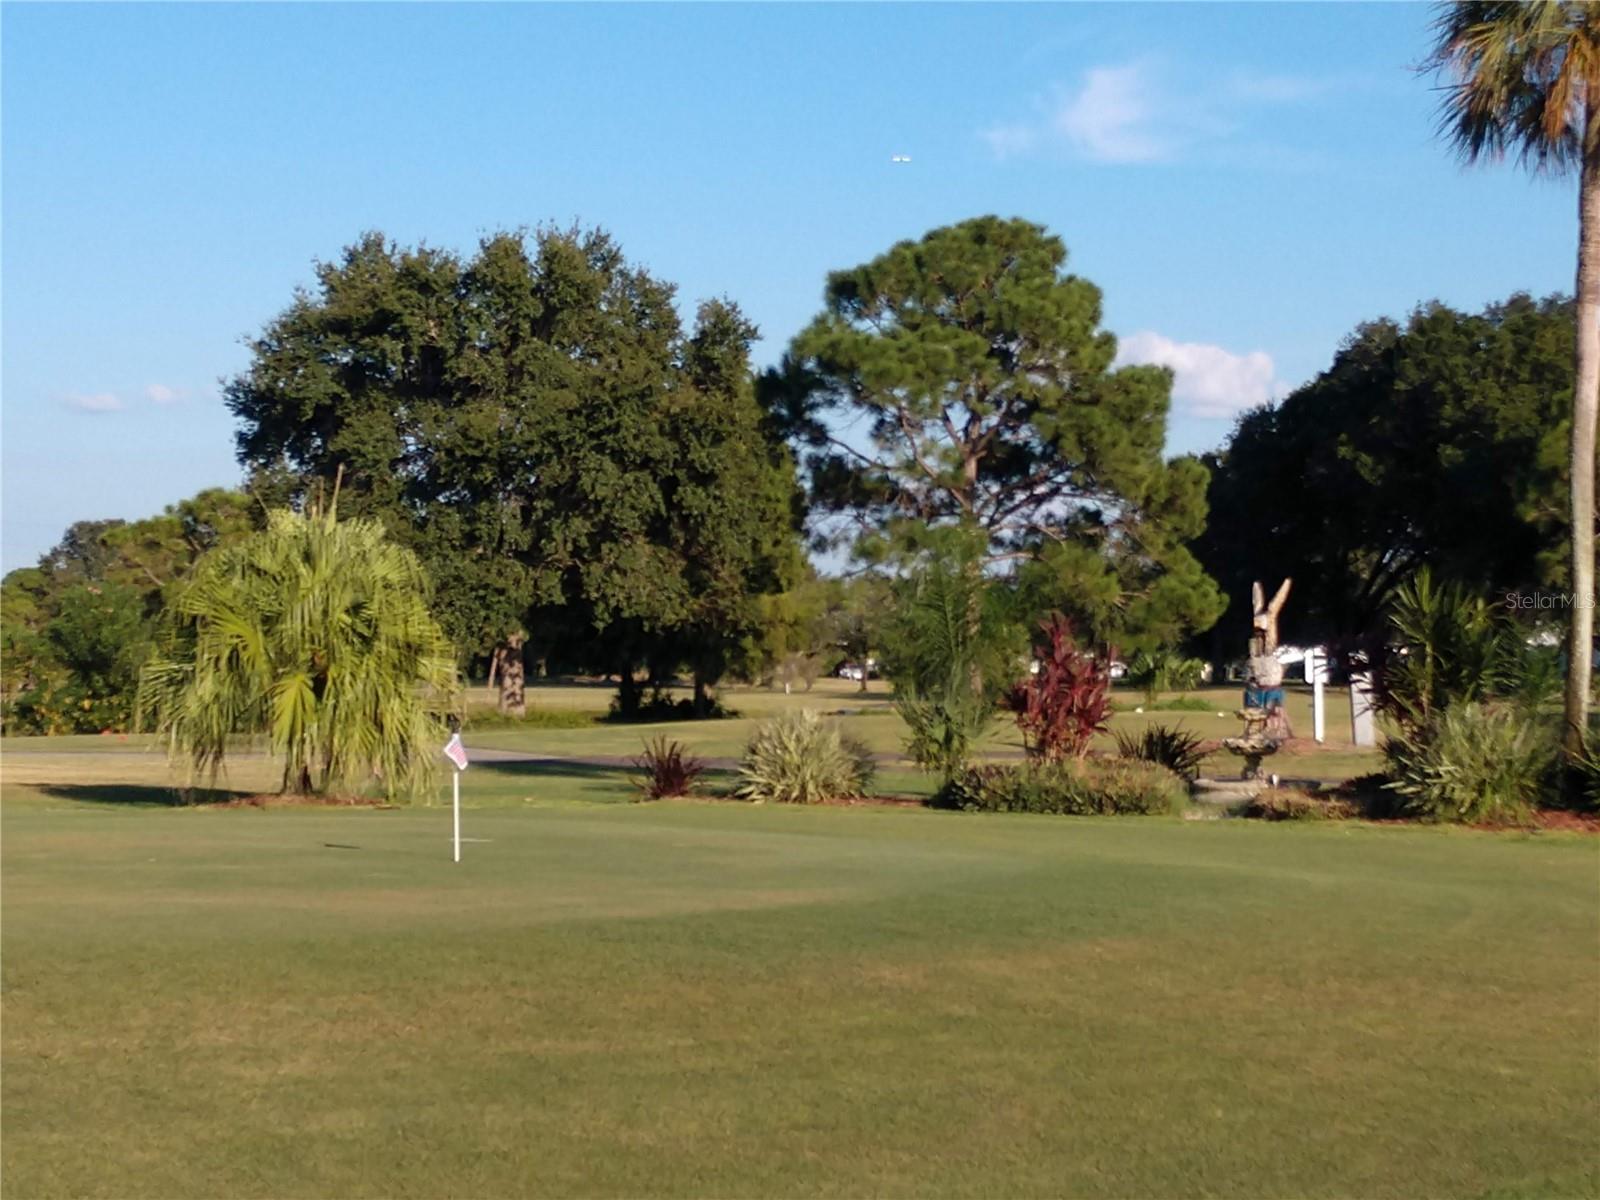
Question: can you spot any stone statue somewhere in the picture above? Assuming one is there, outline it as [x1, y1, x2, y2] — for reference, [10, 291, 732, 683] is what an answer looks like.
[1222, 578, 1293, 778]
[1245, 579, 1291, 735]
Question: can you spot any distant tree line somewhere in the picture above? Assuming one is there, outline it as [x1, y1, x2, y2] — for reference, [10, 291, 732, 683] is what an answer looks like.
[2, 490, 260, 733]
[1, 217, 1585, 738]
[1193, 293, 1580, 667]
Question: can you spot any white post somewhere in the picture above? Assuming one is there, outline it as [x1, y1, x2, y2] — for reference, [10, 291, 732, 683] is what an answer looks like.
[452, 769, 461, 863]
[1350, 671, 1377, 748]
[1309, 649, 1326, 743]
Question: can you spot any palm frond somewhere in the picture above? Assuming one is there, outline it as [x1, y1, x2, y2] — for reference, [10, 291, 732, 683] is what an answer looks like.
[139, 508, 459, 802]
[1424, 0, 1600, 174]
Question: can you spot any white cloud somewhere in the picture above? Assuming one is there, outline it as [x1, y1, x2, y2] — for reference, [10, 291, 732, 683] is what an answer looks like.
[983, 59, 1325, 165]
[1115, 331, 1284, 419]
[980, 123, 1039, 160]
[1054, 63, 1173, 164]
[145, 383, 182, 405]
[62, 392, 125, 414]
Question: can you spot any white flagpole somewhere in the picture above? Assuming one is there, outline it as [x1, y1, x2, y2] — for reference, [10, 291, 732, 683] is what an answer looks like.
[1310, 649, 1326, 744]
[452, 769, 461, 863]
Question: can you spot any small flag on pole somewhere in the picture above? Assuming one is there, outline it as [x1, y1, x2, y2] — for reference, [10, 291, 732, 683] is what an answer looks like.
[443, 732, 468, 771]
[443, 732, 467, 863]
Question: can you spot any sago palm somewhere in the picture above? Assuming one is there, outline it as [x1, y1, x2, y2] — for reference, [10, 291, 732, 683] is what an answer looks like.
[138, 508, 458, 801]
[1426, 1, 1600, 768]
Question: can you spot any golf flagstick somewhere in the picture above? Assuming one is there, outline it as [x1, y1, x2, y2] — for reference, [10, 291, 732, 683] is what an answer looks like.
[443, 732, 469, 862]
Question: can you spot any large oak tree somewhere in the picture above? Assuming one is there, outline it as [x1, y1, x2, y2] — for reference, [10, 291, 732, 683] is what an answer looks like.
[1194, 294, 1576, 661]
[225, 228, 801, 715]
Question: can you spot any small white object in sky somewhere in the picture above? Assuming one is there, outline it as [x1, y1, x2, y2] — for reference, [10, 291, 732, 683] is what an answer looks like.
[891, 154, 912, 163]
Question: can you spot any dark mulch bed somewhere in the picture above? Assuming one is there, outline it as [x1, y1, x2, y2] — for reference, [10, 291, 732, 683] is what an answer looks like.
[812, 793, 926, 808]
[682, 791, 927, 808]
[1525, 809, 1600, 834]
[207, 793, 392, 809]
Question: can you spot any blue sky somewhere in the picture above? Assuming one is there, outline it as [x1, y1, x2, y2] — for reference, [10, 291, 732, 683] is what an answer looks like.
[1, 2, 1577, 573]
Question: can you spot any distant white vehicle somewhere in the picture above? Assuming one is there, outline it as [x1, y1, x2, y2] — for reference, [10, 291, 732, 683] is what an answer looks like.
[891, 154, 912, 163]
[837, 663, 866, 681]
[1027, 658, 1125, 678]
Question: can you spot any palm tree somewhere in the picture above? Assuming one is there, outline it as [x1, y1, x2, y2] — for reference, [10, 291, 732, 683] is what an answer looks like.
[1427, 1, 1600, 768]
[139, 507, 458, 801]
[882, 530, 1020, 779]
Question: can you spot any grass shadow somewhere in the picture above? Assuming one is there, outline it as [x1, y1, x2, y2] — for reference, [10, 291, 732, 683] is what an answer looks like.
[33, 782, 252, 808]
[481, 758, 735, 779]
[474, 758, 738, 805]
[478, 759, 640, 782]
[29, 762, 744, 810]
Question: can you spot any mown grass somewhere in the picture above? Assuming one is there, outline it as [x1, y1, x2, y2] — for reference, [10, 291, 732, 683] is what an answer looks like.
[1, 681, 1381, 787]
[2, 762, 1595, 1198]
[454, 680, 1381, 786]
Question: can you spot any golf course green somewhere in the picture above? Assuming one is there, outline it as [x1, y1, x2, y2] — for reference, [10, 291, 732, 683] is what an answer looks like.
[3, 746, 1595, 1198]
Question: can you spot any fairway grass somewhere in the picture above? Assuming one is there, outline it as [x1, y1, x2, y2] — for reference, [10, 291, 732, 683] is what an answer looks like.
[3, 680, 1378, 795]
[3, 781, 1596, 1198]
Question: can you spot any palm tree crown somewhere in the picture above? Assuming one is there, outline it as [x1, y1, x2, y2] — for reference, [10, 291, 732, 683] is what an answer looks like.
[139, 508, 458, 800]
[1427, 0, 1600, 171]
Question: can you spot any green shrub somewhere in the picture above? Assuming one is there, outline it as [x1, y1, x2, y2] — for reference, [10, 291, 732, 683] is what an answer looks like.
[1127, 648, 1209, 704]
[736, 710, 875, 803]
[839, 729, 878, 794]
[934, 758, 1186, 816]
[1114, 723, 1208, 780]
[3, 677, 136, 735]
[3, 580, 152, 735]
[1377, 570, 1546, 733]
[882, 532, 1021, 779]
[897, 694, 993, 783]
[1241, 789, 1354, 821]
[606, 689, 735, 722]
[1139, 696, 1214, 712]
[1566, 734, 1600, 814]
[1383, 702, 1552, 825]
[1334, 773, 1408, 820]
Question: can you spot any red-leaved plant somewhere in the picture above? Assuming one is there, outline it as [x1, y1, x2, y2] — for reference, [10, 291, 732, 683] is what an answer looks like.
[1006, 614, 1113, 762]
[633, 737, 706, 800]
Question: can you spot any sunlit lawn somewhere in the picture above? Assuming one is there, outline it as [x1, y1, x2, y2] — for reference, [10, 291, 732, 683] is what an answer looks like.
[0, 679, 1381, 806]
[2, 764, 1595, 1198]
[462, 680, 1382, 787]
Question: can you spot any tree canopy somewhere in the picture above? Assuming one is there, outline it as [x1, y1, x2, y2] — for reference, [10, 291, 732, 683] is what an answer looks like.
[1, 489, 260, 733]
[225, 228, 803, 714]
[1193, 293, 1576, 657]
[777, 216, 1221, 652]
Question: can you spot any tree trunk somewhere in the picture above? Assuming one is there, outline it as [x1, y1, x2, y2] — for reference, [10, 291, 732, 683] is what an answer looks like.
[1566, 125, 1600, 772]
[964, 548, 986, 698]
[693, 672, 711, 716]
[617, 659, 641, 719]
[497, 632, 525, 717]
